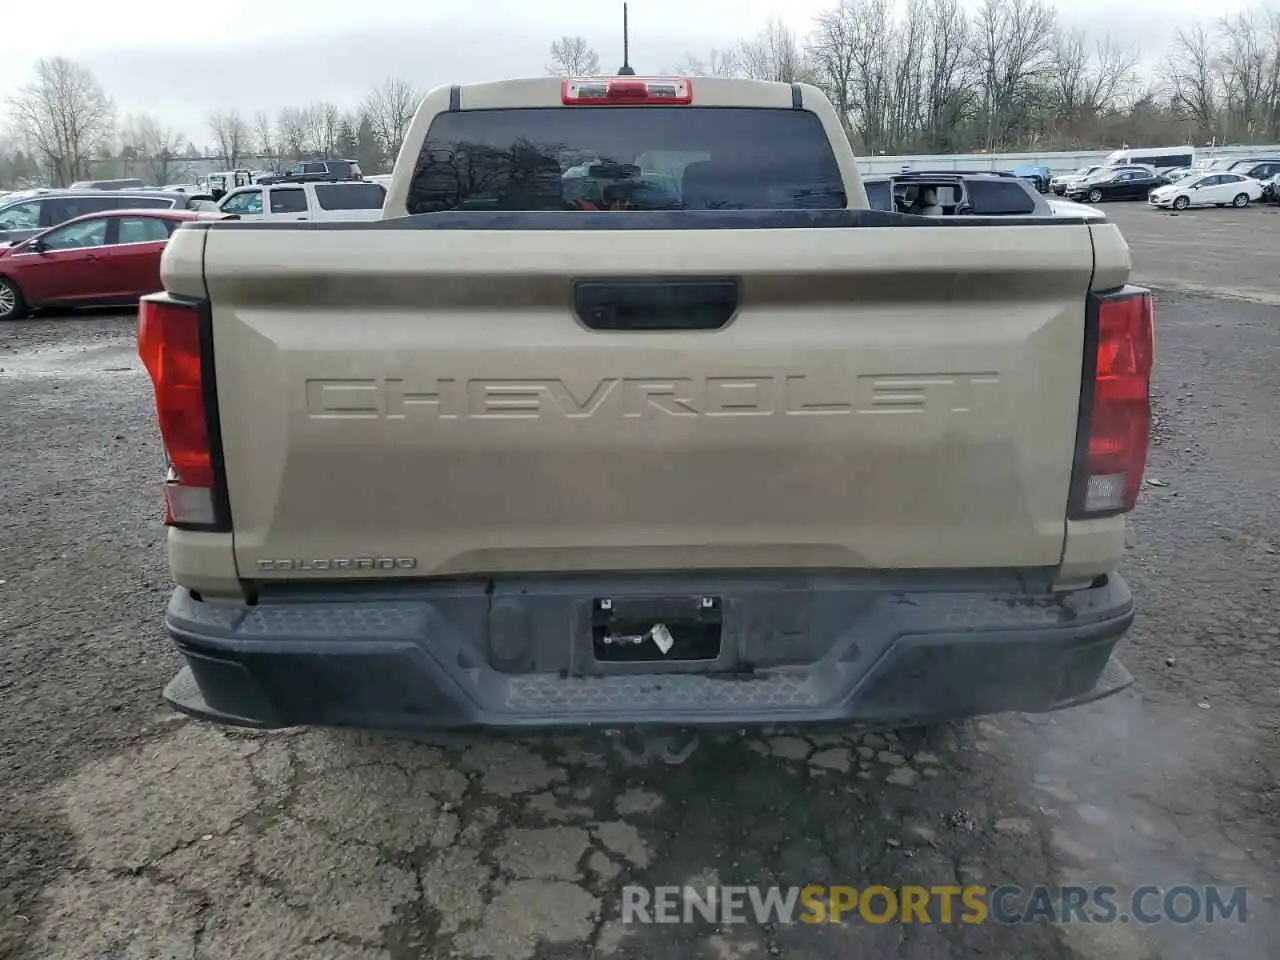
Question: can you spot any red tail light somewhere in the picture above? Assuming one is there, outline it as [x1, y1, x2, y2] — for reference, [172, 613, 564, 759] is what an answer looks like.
[138, 295, 228, 530]
[1068, 287, 1155, 519]
[561, 77, 693, 105]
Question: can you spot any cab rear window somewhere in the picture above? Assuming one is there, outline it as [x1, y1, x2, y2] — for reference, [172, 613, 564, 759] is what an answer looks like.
[407, 107, 847, 214]
[965, 179, 1036, 215]
[313, 183, 387, 210]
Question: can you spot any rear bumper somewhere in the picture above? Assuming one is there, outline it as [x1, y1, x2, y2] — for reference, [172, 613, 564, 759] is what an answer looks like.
[162, 572, 1136, 731]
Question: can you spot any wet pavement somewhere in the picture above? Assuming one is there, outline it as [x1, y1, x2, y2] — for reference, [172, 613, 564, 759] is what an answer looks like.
[1, 253, 1278, 958]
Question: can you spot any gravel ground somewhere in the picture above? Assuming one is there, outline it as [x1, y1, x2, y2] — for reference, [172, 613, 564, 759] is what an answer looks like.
[1102, 201, 1280, 304]
[1, 219, 1278, 958]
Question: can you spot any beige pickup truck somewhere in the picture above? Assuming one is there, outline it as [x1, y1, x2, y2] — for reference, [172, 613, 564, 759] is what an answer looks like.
[139, 75, 1153, 733]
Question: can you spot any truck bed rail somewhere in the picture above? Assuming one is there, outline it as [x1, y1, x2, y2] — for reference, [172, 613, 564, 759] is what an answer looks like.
[177, 206, 1094, 233]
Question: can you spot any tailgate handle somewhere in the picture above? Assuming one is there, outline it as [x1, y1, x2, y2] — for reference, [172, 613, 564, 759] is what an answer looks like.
[573, 278, 739, 332]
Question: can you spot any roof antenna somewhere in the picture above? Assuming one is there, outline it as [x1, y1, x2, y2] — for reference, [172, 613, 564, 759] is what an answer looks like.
[617, 3, 636, 75]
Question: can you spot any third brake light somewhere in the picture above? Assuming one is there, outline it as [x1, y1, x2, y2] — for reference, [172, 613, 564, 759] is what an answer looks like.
[561, 77, 693, 105]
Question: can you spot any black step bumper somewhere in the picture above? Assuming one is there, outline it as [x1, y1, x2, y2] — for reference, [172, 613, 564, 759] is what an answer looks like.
[162, 572, 1136, 731]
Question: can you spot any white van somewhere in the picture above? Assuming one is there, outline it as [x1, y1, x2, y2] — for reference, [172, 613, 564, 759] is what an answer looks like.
[1102, 146, 1195, 172]
[217, 180, 387, 222]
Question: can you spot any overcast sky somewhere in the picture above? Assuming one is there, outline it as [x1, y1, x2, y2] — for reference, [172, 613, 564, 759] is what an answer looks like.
[0, 0, 1244, 145]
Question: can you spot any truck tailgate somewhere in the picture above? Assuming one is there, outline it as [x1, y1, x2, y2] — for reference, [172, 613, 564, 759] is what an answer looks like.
[198, 221, 1095, 578]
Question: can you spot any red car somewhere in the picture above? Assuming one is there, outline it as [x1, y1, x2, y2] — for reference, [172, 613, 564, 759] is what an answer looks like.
[0, 208, 232, 321]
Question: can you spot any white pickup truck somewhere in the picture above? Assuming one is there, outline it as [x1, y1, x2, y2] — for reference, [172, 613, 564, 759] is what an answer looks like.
[216, 179, 386, 222]
[140, 75, 1152, 734]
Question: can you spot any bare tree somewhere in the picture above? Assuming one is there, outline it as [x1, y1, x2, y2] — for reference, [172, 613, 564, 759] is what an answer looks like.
[209, 110, 249, 168]
[360, 77, 420, 162]
[737, 19, 810, 83]
[1217, 10, 1273, 140]
[1052, 32, 1095, 127]
[1092, 36, 1140, 112]
[276, 106, 308, 160]
[6, 56, 114, 186]
[547, 36, 601, 75]
[843, 0, 898, 153]
[808, 2, 860, 130]
[1266, 8, 1280, 140]
[671, 49, 739, 78]
[122, 112, 189, 185]
[699, 0, 1244, 151]
[1161, 23, 1221, 141]
[887, 0, 930, 148]
[299, 102, 342, 158]
[299, 104, 321, 156]
[1052, 31, 1138, 137]
[973, 0, 1058, 148]
[253, 110, 277, 166]
[320, 102, 342, 158]
[923, 0, 978, 151]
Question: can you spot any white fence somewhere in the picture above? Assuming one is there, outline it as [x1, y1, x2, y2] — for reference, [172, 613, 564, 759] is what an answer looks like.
[857, 145, 1280, 175]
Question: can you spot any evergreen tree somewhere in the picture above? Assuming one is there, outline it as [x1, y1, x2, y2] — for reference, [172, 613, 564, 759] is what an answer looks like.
[355, 115, 383, 173]
[334, 118, 359, 160]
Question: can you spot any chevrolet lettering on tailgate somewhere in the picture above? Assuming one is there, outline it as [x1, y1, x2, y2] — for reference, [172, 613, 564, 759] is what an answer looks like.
[304, 374, 1004, 420]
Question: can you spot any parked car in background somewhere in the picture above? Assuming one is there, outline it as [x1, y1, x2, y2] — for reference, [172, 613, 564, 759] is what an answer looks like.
[217, 180, 387, 221]
[205, 169, 258, 200]
[1161, 167, 1194, 182]
[0, 190, 218, 244]
[1148, 171, 1264, 210]
[1050, 165, 1103, 195]
[1215, 158, 1280, 182]
[1262, 173, 1280, 203]
[257, 159, 364, 185]
[1065, 165, 1168, 202]
[68, 178, 147, 191]
[1009, 163, 1051, 192]
[0, 208, 232, 320]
